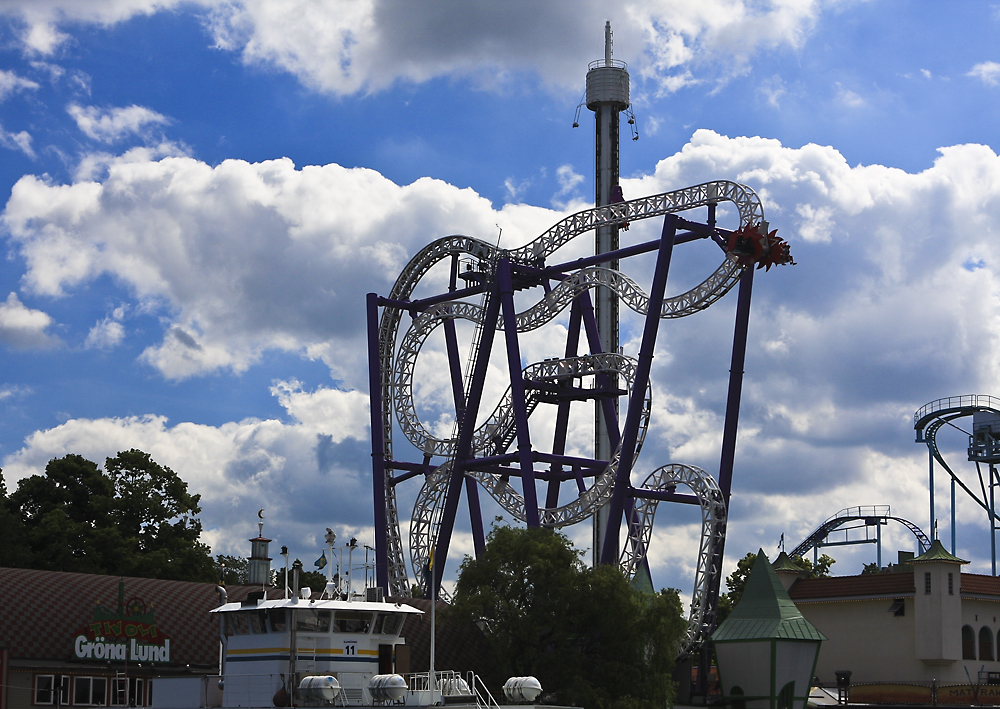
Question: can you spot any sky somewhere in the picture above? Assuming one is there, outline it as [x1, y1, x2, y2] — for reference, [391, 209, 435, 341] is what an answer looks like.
[2, 0, 1000, 602]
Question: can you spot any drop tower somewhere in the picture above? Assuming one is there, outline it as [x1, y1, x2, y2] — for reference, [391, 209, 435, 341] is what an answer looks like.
[588, 21, 630, 563]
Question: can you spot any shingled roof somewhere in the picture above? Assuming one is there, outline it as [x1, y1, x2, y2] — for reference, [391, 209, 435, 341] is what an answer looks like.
[0, 567, 261, 669]
[789, 572, 915, 601]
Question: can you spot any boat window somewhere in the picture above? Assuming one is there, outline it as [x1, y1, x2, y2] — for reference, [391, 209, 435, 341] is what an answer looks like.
[269, 609, 287, 632]
[248, 611, 266, 634]
[375, 612, 404, 635]
[229, 613, 250, 635]
[334, 610, 373, 633]
[295, 609, 332, 633]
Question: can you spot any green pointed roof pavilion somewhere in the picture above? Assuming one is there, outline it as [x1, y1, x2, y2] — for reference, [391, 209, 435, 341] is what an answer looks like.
[713, 549, 826, 642]
[772, 551, 806, 573]
[911, 538, 969, 565]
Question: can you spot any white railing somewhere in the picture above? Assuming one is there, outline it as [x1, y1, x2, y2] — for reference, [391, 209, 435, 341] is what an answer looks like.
[915, 395, 1000, 426]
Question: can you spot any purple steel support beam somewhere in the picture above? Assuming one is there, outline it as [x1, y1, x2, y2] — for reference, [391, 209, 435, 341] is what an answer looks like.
[443, 319, 466, 420]
[497, 258, 541, 526]
[465, 476, 486, 558]
[366, 292, 390, 592]
[717, 266, 754, 502]
[600, 215, 678, 566]
[441, 311, 486, 558]
[579, 291, 622, 450]
[430, 278, 504, 596]
[546, 298, 584, 509]
[697, 263, 755, 698]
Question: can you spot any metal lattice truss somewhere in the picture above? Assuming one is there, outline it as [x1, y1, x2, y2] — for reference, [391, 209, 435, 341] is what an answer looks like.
[406, 353, 652, 593]
[377, 180, 762, 597]
[620, 464, 727, 658]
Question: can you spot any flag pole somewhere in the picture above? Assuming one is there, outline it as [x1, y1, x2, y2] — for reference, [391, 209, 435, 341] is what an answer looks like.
[429, 546, 437, 703]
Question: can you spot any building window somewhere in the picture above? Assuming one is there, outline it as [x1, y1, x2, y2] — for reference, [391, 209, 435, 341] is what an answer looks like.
[778, 681, 796, 709]
[34, 675, 70, 706]
[981, 626, 995, 662]
[964, 625, 977, 660]
[887, 598, 905, 616]
[949, 572, 954, 595]
[730, 686, 746, 709]
[74, 677, 108, 706]
[112, 678, 146, 707]
[924, 572, 931, 594]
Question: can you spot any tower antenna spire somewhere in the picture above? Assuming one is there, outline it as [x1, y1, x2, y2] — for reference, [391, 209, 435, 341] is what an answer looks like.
[605, 20, 613, 66]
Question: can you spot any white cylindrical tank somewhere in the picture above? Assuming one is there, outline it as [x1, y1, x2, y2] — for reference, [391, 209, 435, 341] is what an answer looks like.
[298, 675, 340, 702]
[368, 674, 408, 702]
[503, 677, 542, 703]
[439, 676, 471, 696]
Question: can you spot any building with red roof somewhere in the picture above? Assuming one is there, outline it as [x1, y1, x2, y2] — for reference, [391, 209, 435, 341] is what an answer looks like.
[778, 541, 1000, 694]
[0, 566, 269, 709]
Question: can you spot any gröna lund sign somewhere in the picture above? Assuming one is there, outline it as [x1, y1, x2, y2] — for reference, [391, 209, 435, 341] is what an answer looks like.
[72, 581, 173, 663]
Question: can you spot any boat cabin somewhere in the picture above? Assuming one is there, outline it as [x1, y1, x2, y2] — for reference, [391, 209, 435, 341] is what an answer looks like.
[210, 593, 421, 707]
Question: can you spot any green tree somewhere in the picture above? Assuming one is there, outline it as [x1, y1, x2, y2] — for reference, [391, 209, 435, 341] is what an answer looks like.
[9, 454, 126, 574]
[105, 449, 215, 581]
[5, 451, 216, 582]
[0, 471, 31, 568]
[216, 554, 249, 585]
[716, 551, 757, 623]
[448, 526, 684, 709]
[792, 553, 836, 578]
[273, 563, 330, 593]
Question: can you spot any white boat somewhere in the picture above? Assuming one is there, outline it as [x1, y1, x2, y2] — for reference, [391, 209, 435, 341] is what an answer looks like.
[152, 586, 540, 709]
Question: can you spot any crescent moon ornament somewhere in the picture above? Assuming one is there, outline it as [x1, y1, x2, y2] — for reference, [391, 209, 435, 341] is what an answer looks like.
[258, 508, 265, 520]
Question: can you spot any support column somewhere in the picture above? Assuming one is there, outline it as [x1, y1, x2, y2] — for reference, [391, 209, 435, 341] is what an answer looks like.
[498, 259, 540, 526]
[431, 279, 504, 595]
[367, 292, 389, 592]
[600, 215, 677, 565]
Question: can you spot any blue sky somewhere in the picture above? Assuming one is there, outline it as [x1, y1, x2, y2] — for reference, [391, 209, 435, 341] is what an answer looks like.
[2, 0, 1000, 599]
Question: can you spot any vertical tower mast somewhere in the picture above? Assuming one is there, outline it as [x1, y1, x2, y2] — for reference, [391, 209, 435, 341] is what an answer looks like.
[587, 21, 630, 563]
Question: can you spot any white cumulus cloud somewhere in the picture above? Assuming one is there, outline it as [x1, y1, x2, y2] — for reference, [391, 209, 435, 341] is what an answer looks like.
[0, 381, 373, 559]
[968, 61, 1000, 86]
[1, 0, 839, 95]
[0, 292, 60, 348]
[67, 103, 172, 143]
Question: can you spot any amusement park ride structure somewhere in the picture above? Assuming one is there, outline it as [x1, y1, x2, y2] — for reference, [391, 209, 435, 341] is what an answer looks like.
[915, 394, 1000, 573]
[364, 24, 795, 666]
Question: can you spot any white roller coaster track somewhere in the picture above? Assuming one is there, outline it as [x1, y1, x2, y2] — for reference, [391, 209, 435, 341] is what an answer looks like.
[621, 464, 727, 657]
[377, 180, 762, 602]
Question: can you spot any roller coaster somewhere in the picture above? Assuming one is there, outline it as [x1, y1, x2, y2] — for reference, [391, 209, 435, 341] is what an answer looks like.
[915, 395, 1000, 572]
[788, 505, 930, 566]
[366, 180, 793, 657]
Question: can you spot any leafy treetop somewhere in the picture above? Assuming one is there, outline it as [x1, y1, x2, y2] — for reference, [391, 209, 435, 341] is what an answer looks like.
[1, 450, 216, 582]
[448, 525, 685, 709]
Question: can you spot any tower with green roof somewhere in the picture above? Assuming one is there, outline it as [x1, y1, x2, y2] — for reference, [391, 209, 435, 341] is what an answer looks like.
[912, 538, 967, 663]
[712, 550, 826, 709]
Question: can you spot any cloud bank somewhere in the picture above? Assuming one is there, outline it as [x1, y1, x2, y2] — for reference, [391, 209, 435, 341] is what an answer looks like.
[1, 0, 836, 95]
[4, 129, 1000, 579]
